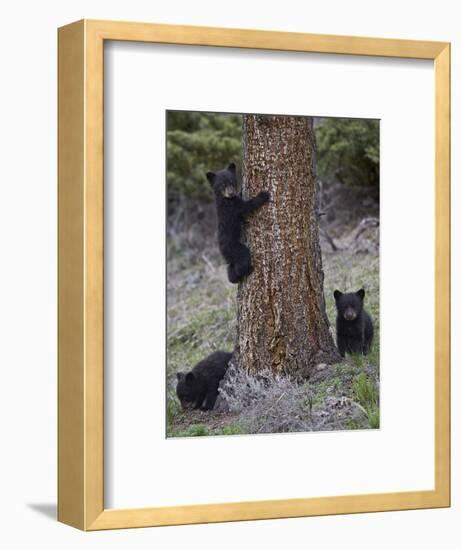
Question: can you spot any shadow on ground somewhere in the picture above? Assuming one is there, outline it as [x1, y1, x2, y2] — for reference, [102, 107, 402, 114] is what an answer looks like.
[26, 503, 57, 521]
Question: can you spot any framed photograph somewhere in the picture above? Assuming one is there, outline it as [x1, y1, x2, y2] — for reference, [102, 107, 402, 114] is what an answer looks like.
[58, 19, 450, 530]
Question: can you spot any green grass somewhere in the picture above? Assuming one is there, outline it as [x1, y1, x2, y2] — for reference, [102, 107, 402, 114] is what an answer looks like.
[169, 423, 244, 438]
[353, 372, 378, 408]
[352, 372, 380, 429]
[367, 409, 380, 429]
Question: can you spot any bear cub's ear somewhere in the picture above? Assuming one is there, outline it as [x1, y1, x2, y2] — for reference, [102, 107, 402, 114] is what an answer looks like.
[206, 171, 216, 185]
[333, 290, 342, 301]
[185, 372, 195, 385]
[176, 372, 183, 381]
[227, 162, 236, 173]
[356, 288, 365, 300]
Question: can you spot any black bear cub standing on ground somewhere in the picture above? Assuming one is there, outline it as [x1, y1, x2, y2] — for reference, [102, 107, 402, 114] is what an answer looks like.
[207, 163, 270, 283]
[334, 289, 374, 357]
[176, 351, 232, 411]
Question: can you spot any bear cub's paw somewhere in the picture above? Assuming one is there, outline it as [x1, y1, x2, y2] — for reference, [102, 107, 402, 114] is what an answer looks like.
[257, 191, 271, 202]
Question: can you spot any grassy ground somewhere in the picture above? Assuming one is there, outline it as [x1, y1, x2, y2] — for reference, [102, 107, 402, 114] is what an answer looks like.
[166, 215, 379, 437]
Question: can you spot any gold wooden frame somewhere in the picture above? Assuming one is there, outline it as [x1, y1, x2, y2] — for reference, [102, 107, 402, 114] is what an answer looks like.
[58, 19, 450, 531]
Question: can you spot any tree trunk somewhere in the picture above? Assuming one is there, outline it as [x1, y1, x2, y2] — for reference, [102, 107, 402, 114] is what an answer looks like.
[237, 114, 339, 378]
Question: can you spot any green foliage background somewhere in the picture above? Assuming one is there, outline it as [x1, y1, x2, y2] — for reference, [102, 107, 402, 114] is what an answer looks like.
[315, 117, 380, 189]
[167, 111, 242, 202]
[167, 111, 379, 204]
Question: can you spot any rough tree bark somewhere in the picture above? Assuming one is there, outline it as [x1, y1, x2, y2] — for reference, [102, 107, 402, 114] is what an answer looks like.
[237, 115, 339, 378]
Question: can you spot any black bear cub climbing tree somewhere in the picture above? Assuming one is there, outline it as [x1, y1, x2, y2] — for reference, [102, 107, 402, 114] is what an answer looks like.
[237, 115, 339, 378]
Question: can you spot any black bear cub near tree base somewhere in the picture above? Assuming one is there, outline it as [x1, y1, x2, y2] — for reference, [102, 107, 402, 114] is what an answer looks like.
[176, 351, 232, 411]
[334, 289, 374, 357]
[206, 163, 270, 283]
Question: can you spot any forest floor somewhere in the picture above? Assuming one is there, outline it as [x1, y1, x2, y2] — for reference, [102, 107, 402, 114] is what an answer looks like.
[166, 190, 379, 437]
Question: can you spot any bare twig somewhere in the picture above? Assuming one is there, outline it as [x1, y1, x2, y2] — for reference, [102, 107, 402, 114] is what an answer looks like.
[201, 253, 216, 273]
[257, 391, 287, 433]
[320, 225, 339, 252]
